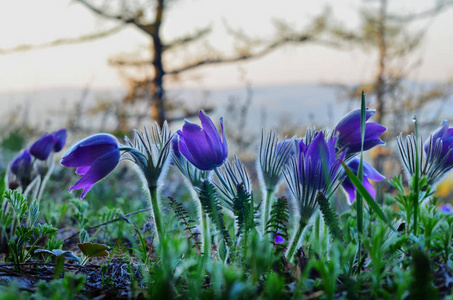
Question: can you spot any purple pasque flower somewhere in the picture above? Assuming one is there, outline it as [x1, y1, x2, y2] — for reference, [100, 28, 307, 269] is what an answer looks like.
[398, 120, 453, 185]
[30, 129, 67, 160]
[10, 149, 32, 176]
[52, 129, 67, 152]
[284, 131, 345, 220]
[30, 134, 56, 160]
[61, 133, 120, 199]
[176, 110, 228, 171]
[298, 132, 344, 190]
[424, 120, 453, 163]
[341, 158, 385, 203]
[334, 109, 386, 157]
[171, 135, 209, 189]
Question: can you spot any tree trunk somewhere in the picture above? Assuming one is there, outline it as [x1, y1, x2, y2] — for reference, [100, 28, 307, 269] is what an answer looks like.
[374, 0, 387, 124]
[150, 0, 166, 126]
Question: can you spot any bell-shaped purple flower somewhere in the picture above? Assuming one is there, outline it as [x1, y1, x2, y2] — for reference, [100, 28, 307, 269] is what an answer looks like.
[10, 149, 32, 176]
[61, 133, 120, 198]
[29, 128, 67, 160]
[284, 131, 346, 260]
[334, 109, 386, 156]
[298, 132, 343, 190]
[171, 135, 208, 189]
[52, 129, 67, 152]
[341, 158, 385, 203]
[176, 110, 228, 171]
[399, 120, 453, 186]
[30, 134, 56, 160]
[284, 131, 345, 221]
[424, 120, 453, 164]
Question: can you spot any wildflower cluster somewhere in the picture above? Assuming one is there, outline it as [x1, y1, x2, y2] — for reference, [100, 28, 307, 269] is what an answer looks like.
[58, 106, 388, 262]
[6, 94, 453, 298]
[8, 129, 67, 201]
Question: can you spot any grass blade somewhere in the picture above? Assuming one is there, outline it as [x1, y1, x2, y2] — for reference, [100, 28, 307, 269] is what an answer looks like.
[341, 161, 394, 230]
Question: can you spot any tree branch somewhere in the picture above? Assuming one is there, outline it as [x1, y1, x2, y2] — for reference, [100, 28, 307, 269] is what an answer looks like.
[108, 36, 340, 71]
[166, 37, 339, 75]
[162, 27, 211, 52]
[75, 0, 157, 35]
[75, 0, 136, 23]
[386, 0, 453, 22]
[0, 25, 125, 55]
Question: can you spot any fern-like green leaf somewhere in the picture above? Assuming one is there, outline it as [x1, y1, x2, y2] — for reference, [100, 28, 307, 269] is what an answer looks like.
[168, 196, 201, 253]
[265, 197, 290, 251]
[233, 183, 254, 235]
[316, 192, 344, 243]
[199, 180, 232, 250]
[4, 190, 28, 222]
[29, 201, 40, 226]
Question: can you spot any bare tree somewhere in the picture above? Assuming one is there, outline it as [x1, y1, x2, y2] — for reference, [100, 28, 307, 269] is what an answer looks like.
[330, 0, 453, 192]
[0, 0, 335, 127]
[332, 0, 453, 127]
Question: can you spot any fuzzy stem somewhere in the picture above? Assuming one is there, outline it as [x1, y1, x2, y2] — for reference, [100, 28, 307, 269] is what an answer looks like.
[35, 159, 55, 204]
[149, 186, 164, 244]
[285, 220, 308, 261]
[314, 213, 320, 242]
[202, 211, 211, 257]
[413, 118, 420, 236]
[263, 188, 273, 232]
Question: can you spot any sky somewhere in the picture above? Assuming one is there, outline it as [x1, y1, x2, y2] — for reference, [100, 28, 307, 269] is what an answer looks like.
[0, 0, 452, 93]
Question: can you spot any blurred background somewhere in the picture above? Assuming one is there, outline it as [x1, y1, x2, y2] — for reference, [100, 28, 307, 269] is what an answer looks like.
[1, 0, 453, 198]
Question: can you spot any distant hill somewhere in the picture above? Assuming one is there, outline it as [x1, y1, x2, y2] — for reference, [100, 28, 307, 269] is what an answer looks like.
[0, 82, 450, 133]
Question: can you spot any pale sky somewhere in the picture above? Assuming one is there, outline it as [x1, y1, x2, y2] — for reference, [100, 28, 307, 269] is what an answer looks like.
[0, 0, 452, 93]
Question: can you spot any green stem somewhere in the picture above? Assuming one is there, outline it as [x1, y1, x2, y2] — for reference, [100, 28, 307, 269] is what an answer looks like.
[413, 117, 420, 236]
[149, 186, 164, 244]
[35, 159, 54, 203]
[81, 256, 89, 266]
[23, 235, 44, 262]
[263, 188, 273, 232]
[356, 197, 363, 275]
[202, 211, 211, 258]
[286, 220, 307, 261]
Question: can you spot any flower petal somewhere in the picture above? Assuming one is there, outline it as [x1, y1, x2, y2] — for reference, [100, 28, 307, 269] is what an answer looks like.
[76, 166, 91, 175]
[363, 178, 376, 199]
[52, 129, 67, 152]
[342, 178, 357, 203]
[69, 149, 120, 198]
[10, 149, 32, 175]
[179, 121, 219, 170]
[30, 134, 56, 160]
[335, 109, 375, 140]
[219, 117, 228, 161]
[61, 134, 118, 168]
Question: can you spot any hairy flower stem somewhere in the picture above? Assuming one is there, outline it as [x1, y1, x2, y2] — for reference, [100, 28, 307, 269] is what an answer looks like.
[149, 186, 164, 245]
[202, 211, 211, 258]
[35, 159, 55, 203]
[286, 220, 308, 261]
[413, 117, 420, 236]
[263, 188, 273, 232]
